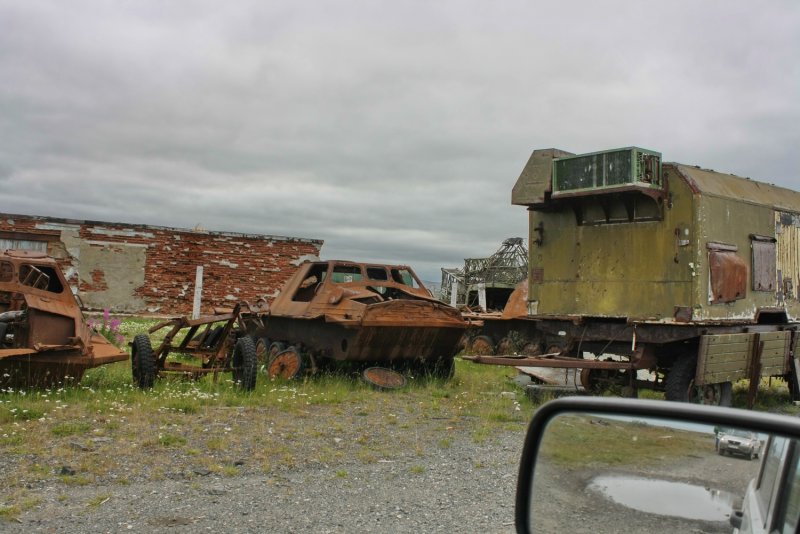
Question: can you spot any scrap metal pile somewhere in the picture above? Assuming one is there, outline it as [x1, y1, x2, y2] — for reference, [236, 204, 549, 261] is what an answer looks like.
[440, 237, 527, 312]
[0, 250, 128, 388]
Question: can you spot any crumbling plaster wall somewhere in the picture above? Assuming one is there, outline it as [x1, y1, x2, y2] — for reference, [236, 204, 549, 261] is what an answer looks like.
[0, 214, 323, 315]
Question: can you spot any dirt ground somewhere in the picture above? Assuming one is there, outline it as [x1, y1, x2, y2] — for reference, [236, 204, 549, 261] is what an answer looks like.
[529, 442, 761, 533]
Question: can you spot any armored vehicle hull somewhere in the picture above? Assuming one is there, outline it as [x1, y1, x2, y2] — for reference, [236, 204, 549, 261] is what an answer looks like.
[245, 260, 467, 379]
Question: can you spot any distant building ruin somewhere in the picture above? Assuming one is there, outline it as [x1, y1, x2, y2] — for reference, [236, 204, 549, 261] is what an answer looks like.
[0, 213, 323, 315]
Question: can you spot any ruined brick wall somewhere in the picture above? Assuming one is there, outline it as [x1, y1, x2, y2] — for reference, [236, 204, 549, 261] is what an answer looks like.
[0, 213, 323, 315]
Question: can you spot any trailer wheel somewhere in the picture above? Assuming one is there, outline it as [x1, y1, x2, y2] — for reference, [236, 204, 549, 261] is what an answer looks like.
[232, 336, 257, 391]
[268, 342, 286, 361]
[665, 355, 732, 406]
[496, 337, 517, 356]
[268, 346, 305, 379]
[131, 334, 156, 389]
[470, 335, 495, 356]
[255, 337, 271, 367]
[665, 354, 696, 402]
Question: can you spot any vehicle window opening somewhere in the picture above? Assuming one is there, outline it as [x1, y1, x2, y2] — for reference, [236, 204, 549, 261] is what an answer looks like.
[391, 268, 420, 289]
[332, 265, 363, 283]
[366, 267, 389, 281]
[292, 263, 328, 302]
[0, 261, 12, 282]
[19, 264, 63, 293]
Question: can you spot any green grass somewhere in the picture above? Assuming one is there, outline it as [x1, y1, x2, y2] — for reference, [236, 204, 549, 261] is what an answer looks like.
[51, 422, 92, 437]
[539, 414, 712, 469]
[0, 505, 20, 520]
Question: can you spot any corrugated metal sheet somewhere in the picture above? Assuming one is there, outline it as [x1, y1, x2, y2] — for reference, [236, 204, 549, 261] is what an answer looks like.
[777, 212, 800, 299]
[675, 164, 800, 214]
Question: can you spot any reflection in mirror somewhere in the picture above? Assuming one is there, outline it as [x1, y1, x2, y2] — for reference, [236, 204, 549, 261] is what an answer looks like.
[529, 413, 779, 533]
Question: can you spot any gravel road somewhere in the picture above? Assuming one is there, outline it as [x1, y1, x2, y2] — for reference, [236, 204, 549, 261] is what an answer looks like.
[2, 405, 525, 533]
[0, 387, 770, 533]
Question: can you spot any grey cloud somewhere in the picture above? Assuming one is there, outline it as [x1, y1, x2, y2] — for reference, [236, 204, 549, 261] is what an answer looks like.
[0, 0, 798, 282]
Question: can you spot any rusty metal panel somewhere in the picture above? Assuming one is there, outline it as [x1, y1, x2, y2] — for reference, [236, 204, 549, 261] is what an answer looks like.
[512, 148, 575, 206]
[526, 164, 695, 320]
[678, 165, 800, 214]
[696, 333, 753, 385]
[708, 250, 747, 304]
[0, 249, 127, 388]
[501, 280, 529, 320]
[752, 238, 777, 292]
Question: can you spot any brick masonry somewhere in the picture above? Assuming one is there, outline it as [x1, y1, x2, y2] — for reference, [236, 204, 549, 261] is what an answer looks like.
[0, 213, 323, 315]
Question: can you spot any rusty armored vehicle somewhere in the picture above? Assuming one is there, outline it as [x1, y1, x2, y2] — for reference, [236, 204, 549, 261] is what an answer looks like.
[0, 249, 128, 387]
[465, 146, 800, 406]
[243, 260, 467, 380]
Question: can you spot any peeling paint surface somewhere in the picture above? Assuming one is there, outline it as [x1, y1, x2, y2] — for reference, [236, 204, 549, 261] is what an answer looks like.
[0, 213, 323, 314]
[88, 227, 155, 239]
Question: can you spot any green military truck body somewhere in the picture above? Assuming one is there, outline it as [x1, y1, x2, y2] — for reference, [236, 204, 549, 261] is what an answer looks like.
[504, 146, 800, 403]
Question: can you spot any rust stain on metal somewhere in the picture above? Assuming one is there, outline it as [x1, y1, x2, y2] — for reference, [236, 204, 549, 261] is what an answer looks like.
[242, 260, 466, 377]
[708, 248, 747, 304]
[362, 367, 407, 389]
[0, 249, 127, 387]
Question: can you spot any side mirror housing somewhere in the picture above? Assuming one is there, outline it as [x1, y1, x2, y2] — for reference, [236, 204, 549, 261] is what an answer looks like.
[515, 397, 800, 533]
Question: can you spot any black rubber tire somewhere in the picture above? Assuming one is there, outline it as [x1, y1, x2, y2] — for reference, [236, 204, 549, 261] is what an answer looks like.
[232, 336, 258, 391]
[131, 334, 156, 389]
[665, 354, 732, 406]
[202, 326, 224, 349]
[664, 354, 696, 402]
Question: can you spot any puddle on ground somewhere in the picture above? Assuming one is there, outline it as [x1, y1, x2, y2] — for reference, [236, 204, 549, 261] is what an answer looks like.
[588, 475, 736, 522]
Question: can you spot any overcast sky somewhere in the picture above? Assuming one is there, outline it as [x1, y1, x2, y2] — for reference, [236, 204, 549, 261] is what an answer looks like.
[1, 1, 798, 282]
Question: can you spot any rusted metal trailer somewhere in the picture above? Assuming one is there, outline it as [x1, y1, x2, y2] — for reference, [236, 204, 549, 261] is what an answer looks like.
[242, 260, 467, 381]
[0, 250, 128, 388]
[130, 303, 258, 390]
[466, 146, 800, 406]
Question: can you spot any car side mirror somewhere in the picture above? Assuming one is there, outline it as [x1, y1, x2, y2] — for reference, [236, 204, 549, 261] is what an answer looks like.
[515, 397, 800, 533]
